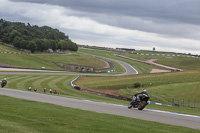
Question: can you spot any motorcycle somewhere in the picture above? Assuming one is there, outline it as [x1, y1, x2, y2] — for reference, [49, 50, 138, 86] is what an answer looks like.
[128, 94, 149, 110]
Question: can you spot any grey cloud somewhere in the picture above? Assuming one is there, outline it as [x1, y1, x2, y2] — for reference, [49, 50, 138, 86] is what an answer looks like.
[10, 0, 200, 25]
[10, 0, 200, 40]
[5, 0, 200, 54]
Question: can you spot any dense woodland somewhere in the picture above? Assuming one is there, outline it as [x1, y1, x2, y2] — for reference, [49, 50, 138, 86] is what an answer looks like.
[0, 19, 78, 52]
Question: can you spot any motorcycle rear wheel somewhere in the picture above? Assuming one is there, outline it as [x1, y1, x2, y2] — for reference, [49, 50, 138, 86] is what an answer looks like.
[138, 101, 147, 110]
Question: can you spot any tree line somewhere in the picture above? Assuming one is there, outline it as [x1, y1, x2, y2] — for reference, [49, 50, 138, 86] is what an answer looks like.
[0, 19, 78, 52]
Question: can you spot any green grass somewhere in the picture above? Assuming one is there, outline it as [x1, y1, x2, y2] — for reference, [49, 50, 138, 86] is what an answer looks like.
[75, 70, 200, 103]
[0, 44, 64, 70]
[0, 44, 24, 53]
[0, 44, 109, 71]
[118, 51, 200, 70]
[156, 56, 200, 70]
[0, 95, 199, 133]
[0, 74, 128, 104]
[0, 53, 64, 70]
[33, 52, 106, 68]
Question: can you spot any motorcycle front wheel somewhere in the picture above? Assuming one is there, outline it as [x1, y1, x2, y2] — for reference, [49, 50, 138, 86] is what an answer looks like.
[128, 104, 132, 109]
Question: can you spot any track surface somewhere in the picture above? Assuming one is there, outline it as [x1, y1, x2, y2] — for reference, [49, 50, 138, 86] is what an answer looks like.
[0, 88, 200, 130]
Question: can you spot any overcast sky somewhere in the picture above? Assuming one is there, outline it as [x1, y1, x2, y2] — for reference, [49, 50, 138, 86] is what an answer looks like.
[1, 0, 200, 54]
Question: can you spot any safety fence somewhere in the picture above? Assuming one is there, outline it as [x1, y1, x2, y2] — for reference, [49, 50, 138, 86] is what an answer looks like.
[171, 98, 200, 109]
[137, 53, 200, 58]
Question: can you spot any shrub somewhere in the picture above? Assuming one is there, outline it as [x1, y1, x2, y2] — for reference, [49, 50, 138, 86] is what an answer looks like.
[133, 83, 141, 88]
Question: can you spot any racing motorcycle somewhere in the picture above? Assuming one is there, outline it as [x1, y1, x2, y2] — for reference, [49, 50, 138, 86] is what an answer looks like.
[128, 95, 149, 110]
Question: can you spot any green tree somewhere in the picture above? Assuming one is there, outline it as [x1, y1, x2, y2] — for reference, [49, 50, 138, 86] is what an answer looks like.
[34, 39, 43, 52]
[20, 39, 27, 49]
[58, 40, 65, 50]
[49, 40, 57, 51]
[9, 30, 21, 43]
[42, 39, 50, 51]
[13, 36, 23, 48]
[0, 19, 78, 52]
[27, 40, 37, 53]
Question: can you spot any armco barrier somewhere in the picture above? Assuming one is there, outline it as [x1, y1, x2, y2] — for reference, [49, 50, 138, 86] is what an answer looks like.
[137, 53, 200, 58]
[71, 76, 79, 87]
[71, 77, 170, 106]
[148, 101, 171, 106]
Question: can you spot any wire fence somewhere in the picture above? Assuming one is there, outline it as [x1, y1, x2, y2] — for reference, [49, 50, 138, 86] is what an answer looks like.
[171, 98, 200, 109]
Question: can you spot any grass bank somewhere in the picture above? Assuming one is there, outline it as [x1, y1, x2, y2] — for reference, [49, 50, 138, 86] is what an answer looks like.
[33, 52, 106, 68]
[75, 70, 200, 103]
[0, 44, 108, 70]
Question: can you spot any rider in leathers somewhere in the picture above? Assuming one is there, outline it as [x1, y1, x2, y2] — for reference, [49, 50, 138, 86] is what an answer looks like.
[131, 89, 149, 104]
[1, 78, 7, 88]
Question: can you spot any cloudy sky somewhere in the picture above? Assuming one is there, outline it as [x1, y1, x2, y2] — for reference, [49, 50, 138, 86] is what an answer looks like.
[0, 0, 200, 54]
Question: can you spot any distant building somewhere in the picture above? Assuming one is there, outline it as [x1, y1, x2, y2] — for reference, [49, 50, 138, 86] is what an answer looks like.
[48, 49, 53, 53]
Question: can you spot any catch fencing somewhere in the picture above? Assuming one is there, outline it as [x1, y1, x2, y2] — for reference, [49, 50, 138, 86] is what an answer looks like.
[171, 98, 200, 109]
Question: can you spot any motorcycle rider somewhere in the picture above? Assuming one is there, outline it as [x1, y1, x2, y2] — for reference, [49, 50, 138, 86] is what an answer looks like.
[1, 78, 7, 88]
[131, 88, 149, 104]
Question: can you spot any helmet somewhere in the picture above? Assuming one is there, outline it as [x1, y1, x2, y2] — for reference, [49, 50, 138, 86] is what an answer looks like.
[142, 89, 147, 92]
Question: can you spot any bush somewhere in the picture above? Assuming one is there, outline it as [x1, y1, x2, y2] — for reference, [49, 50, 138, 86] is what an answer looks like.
[133, 83, 141, 88]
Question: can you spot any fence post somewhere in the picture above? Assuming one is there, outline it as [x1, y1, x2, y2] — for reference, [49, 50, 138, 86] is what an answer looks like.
[178, 99, 179, 106]
[188, 100, 190, 108]
[172, 98, 174, 106]
[194, 100, 195, 109]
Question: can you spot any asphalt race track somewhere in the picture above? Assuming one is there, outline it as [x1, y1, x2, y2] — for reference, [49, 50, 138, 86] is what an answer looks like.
[0, 88, 200, 130]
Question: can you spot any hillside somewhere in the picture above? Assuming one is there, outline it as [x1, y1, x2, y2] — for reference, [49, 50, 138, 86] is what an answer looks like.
[0, 44, 107, 71]
[75, 70, 200, 106]
[0, 19, 78, 52]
